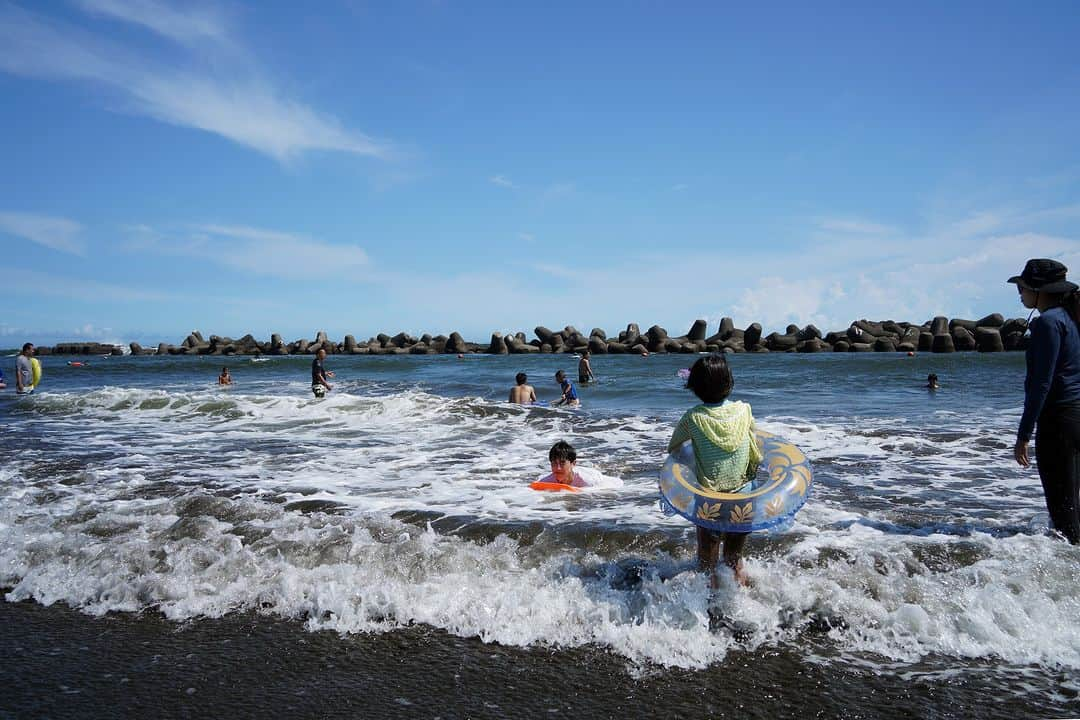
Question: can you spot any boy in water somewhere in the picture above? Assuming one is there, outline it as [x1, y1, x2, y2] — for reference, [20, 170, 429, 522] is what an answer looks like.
[554, 370, 580, 407]
[508, 372, 537, 404]
[578, 350, 595, 383]
[218, 367, 232, 385]
[541, 440, 585, 487]
[311, 348, 334, 397]
[669, 354, 762, 587]
[15, 343, 34, 394]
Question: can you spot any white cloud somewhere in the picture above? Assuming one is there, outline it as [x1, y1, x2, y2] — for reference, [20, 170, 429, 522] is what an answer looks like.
[0, 211, 85, 255]
[490, 175, 517, 188]
[528, 262, 580, 282]
[74, 0, 227, 46]
[542, 182, 576, 201]
[730, 276, 836, 332]
[817, 217, 898, 235]
[126, 223, 369, 279]
[0, 3, 392, 163]
[1, 267, 178, 303]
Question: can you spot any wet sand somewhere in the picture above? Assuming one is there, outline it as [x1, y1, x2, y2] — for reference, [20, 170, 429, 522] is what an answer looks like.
[2, 598, 1076, 719]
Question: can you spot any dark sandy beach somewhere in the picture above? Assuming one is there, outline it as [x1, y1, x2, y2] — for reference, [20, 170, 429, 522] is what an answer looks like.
[2, 599, 1074, 720]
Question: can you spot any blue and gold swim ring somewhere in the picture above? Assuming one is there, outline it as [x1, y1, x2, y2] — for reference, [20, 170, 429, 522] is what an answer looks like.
[659, 430, 812, 533]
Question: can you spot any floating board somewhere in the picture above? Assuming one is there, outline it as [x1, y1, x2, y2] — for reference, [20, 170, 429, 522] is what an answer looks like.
[529, 481, 581, 493]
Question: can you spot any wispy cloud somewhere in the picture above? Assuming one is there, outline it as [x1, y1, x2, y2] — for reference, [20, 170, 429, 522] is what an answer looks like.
[74, 0, 227, 46]
[2, 266, 178, 303]
[542, 182, 576, 201]
[0, 2, 393, 163]
[490, 174, 517, 189]
[126, 223, 370, 279]
[0, 211, 85, 255]
[528, 262, 580, 282]
[817, 217, 898, 235]
[671, 183, 688, 192]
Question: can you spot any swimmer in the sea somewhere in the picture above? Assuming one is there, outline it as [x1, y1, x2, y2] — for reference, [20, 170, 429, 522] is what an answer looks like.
[578, 350, 595, 383]
[554, 370, 580, 407]
[508, 372, 537, 404]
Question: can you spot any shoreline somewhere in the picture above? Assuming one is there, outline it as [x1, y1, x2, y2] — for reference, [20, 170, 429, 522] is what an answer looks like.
[1, 598, 1073, 720]
[39, 313, 1026, 356]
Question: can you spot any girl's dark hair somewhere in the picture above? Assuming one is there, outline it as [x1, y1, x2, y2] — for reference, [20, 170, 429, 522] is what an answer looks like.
[686, 354, 734, 403]
[548, 440, 577, 463]
[515, 372, 527, 384]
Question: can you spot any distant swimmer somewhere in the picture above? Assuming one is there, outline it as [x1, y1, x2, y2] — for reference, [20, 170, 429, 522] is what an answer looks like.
[218, 367, 233, 385]
[0, 366, 5, 389]
[554, 370, 580, 407]
[578, 350, 595, 383]
[311, 348, 334, 398]
[508, 372, 537, 404]
[15, 342, 34, 394]
[926, 373, 939, 390]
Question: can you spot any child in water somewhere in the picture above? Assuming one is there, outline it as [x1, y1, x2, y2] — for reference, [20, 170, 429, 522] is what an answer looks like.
[508, 372, 537, 404]
[540, 440, 586, 487]
[578, 350, 595, 383]
[554, 370, 580, 407]
[218, 367, 232, 385]
[926, 373, 939, 390]
[533, 440, 624, 490]
[669, 354, 762, 587]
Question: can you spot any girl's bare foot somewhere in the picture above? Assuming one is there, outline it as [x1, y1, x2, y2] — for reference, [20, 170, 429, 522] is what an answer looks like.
[731, 560, 749, 587]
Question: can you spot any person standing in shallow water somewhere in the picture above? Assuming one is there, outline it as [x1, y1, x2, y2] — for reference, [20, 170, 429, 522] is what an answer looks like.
[1009, 258, 1080, 544]
[15, 342, 34, 394]
[311, 348, 334, 398]
[578, 351, 595, 383]
[669, 354, 762, 586]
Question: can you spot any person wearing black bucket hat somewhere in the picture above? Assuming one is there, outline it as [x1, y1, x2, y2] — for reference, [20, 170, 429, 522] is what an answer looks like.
[1009, 258, 1080, 543]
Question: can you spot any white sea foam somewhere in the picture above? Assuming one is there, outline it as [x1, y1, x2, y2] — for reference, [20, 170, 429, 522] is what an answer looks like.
[2, 386, 1073, 672]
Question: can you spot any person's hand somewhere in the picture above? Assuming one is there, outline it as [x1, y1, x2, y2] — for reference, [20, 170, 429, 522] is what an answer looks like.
[326, 371, 335, 378]
[1014, 439, 1030, 468]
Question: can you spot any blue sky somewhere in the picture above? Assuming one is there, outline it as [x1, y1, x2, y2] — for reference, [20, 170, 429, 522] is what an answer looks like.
[1, 0, 1078, 346]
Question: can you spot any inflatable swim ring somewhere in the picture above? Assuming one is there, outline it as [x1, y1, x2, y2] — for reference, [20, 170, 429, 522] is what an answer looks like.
[659, 430, 812, 533]
[529, 481, 580, 493]
[30, 358, 42, 389]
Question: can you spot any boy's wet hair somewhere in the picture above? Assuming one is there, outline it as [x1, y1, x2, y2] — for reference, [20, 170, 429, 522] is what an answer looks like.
[555, 370, 566, 380]
[686, 354, 734, 403]
[516, 372, 527, 384]
[549, 440, 577, 463]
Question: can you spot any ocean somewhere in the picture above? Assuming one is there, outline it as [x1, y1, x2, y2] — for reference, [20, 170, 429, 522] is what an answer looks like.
[1, 351, 1078, 719]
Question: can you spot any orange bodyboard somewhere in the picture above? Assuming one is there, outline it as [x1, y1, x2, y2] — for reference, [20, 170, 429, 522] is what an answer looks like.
[529, 481, 581, 493]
